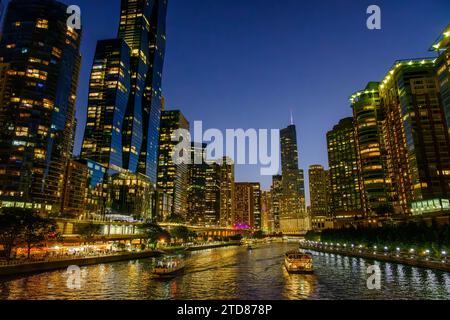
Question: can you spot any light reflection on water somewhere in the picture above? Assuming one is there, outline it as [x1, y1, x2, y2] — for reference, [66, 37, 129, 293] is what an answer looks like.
[0, 243, 449, 300]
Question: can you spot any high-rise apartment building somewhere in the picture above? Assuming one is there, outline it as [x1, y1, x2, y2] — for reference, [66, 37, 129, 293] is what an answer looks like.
[432, 25, 450, 138]
[205, 162, 220, 226]
[327, 117, 363, 221]
[234, 183, 261, 230]
[219, 157, 235, 228]
[156, 110, 189, 221]
[270, 175, 282, 232]
[308, 165, 329, 230]
[186, 143, 207, 226]
[350, 82, 391, 216]
[261, 190, 273, 233]
[0, 0, 82, 214]
[380, 59, 450, 215]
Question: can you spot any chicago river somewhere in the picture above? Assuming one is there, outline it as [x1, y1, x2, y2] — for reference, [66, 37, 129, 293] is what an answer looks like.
[1, 243, 450, 300]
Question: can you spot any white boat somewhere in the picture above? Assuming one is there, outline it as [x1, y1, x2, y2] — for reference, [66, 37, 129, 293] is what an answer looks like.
[284, 250, 314, 274]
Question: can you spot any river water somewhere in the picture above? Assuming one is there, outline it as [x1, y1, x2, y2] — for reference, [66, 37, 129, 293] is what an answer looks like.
[1, 243, 450, 300]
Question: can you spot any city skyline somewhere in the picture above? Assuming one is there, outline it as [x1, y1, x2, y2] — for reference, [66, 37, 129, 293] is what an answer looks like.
[46, 0, 450, 202]
[1, 0, 450, 303]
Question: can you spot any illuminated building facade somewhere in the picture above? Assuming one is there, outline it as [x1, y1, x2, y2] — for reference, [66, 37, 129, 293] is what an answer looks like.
[109, 171, 154, 220]
[156, 110, 189, 221]
[0, 0, 81, 214]
[350, 82, 391, 216]
[81, 39, 131, 174]
[279, 124, 308, 233]
[327, 117, 363, 220]
[379, 59, 450, 215]
[308, 165, 329, 230]
[234, 183, 261, 230]
[431, 25, 450, 137]
[205, 161, 220, 226]
[219, 157, 235, 228]
[186, 143, 207, 226]
[270, 175, 282, 232]
[61, 159, 88, 218]
[261, 190, 273, 233]
[118, 0, 168, 183]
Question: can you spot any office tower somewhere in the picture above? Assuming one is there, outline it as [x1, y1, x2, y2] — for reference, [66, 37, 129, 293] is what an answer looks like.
[432, 25, 450, 137]
[327, 117, 363, 222]
[109, 172, 153, 220]
[81, 39, 131, 174]
[261, 190, 273, 233]
[279, 124, 307, 234]
[82, 160, 108, 219]
[61, 159, 88, 218]
[270, 175, 282, 232]
[234, 183, 261, 230]
[187, 143, 207, 226]
[309, 165, 329, 230]
[156, 110, 189, 221]
[205, 161, 220, 226]
[350, 82, 391, 216]
[0, 0, 81, 214]
[118, 0, 168, 183]
[219, 157, 235, 228]
[380, 59, 450, 215]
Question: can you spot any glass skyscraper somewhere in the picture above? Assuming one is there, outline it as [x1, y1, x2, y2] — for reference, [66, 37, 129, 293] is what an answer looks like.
[156, 110, 189, 221]
[0, 0, 82, 214]
[118, 0, 168, 183]
[81, 39, 131, 175]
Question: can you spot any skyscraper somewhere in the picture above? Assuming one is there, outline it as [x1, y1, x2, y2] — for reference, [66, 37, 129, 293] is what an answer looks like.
[156, 110, 189, 221]
[234, 183, 261, 230]
[327, 117, 363, 222]
[380, 59, 450, 215]
[219, 157, 235, 228]
[0, 0, 82, 214]
[270, 175, 282, 233]
[261, 190, 273, 233]
[81, 39, 131, 174]
[350, 82, 391, 216]
[118, 0, 168, 183]
[279, 124, 307, 234]
[205, 161, 221, 226]
[431, 25, 450, 138]
[187, 143, 207, 226]
[308, 165, 329, 230]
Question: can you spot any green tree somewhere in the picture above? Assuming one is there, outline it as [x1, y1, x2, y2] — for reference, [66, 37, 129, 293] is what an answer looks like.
[77, 223, 102, 244]
[139, 222, 170, 248]
[0, 208, 29, 261]
[170, 226, 195, 242]
[22, 214, 57, 259]
[373, 204, 395, 217]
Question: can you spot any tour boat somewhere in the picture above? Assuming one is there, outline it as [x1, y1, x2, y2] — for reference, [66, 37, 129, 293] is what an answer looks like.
[153, 258, 185, 278]
[284, 250, 314, 274]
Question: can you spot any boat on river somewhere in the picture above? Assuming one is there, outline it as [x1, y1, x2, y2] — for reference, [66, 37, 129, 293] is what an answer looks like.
[153, 257, 185, 278]
[284, 250, 314, 274]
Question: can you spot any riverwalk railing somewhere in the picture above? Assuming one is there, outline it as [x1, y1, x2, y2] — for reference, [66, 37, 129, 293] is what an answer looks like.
[300, 241, 450, 273]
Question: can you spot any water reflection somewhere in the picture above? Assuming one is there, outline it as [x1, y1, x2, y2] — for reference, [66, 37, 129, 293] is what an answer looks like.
[0, 243, 450, 300]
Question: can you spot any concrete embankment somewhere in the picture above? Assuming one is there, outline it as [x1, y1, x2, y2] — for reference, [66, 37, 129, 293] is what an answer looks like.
[0, 251, 160, 277]
[300, 244, 450, 273]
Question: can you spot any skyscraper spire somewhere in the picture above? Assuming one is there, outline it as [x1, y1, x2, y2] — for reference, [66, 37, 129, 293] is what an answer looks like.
[290, 109, 294, 125]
